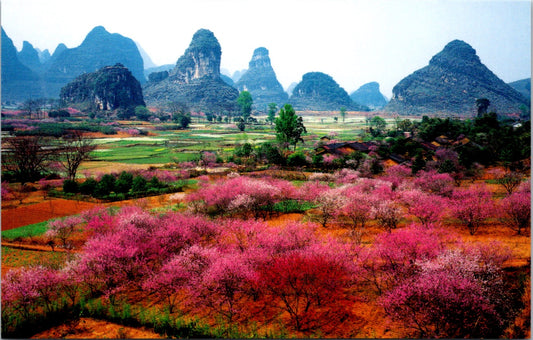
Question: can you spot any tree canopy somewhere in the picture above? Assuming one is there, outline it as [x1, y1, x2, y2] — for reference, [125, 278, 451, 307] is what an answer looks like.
[237, 91, 253, 120]
[275, 104, 307, 149]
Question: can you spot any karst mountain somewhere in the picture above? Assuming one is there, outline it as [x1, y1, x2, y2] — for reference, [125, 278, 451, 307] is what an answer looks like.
[289, 72, 369, 111]
[384, 40, 529, 116]
[350, 82, 388, 110]
[235, 47, 288, 111]
[143, 29, 239, 113]
[60, 63, 145, 111]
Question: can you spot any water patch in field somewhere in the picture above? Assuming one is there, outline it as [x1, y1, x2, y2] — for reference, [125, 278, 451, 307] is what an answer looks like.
[92, 137, 169, 143]
[191, 133, 227, 138]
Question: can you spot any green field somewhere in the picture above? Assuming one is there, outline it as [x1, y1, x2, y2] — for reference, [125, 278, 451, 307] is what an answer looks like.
[1, 221, 49, 240]
[87, 113, 408, 166]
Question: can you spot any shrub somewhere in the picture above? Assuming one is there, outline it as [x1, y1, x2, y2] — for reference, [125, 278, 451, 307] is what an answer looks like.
[131, 176, 147, 193]
[234, 143, 253, 157]
[287, 151, 308, 167]
[79, 178, 98, 195]
[62, 179, 78, 194]
[115, 171, 133, 193]
[257, 143, 285, 165]
[94, 174, 115, 197]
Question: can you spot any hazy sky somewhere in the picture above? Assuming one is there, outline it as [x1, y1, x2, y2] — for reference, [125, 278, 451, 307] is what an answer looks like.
[1, 0, 531, 97]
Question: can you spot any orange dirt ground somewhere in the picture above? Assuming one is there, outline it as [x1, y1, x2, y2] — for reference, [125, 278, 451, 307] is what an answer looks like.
[31, 318, 163, 339]
[1, 189, 185, 231]
[2, 198, 98, 231]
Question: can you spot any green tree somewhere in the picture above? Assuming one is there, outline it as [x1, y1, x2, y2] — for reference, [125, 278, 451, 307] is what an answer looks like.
[79, 178, 97, 195]
[135, 106, 151, 121]
[236, 117, 246, 132]
[370, 116, 386, 136]
[132, 175, 147, 193]
[237, 91, 253, 121]
[95, 174, 116, 197]
[267, 103, 277, 125]
[397, 119, 413, 132]
[173, 113, 191, 129]
[340, 107, 347, 123]
[275, 104, 307, 150]
[115, 171, 133, 193]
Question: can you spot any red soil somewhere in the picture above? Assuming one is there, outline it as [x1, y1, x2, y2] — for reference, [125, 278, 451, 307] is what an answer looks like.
[1, 190, 185, 231]
[2, 198, 98, 231]
[31, 318, 163, 339]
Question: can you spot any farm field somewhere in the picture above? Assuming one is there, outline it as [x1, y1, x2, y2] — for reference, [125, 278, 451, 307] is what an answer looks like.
[83, 112, 386, 168]
[1, 111, 530, 338]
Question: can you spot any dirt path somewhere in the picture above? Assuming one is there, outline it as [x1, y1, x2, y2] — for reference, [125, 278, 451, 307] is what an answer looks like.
[1, 241, 75, 252]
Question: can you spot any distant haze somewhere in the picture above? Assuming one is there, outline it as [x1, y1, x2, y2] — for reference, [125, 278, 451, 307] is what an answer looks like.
[1, 0, 530, 98]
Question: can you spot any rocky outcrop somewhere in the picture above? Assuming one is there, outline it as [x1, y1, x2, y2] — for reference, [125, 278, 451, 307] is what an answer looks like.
[143, 29, 239, 113]
[235, 47, 288, 111]
[1, 28, 43, 102]
[60, 63, 145, 111]
[44, 26, 145, 97]
[289, 72, 368, 111]
[350, 82, 388, 110]
[384, 40, 529, 116]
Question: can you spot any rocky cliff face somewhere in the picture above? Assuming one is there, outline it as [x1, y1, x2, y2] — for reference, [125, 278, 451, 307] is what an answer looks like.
[235, 47, 288, 111]
[350, 82, 388, 110]
[173, 29, 221, 83]
[60, 63, 145, 111]
[384, 40, 529, 116]
[1, 28, 43, 102]
[289, 72, 368, 111]
[143, 29, 239, 113]
[44, 26, 145, 97]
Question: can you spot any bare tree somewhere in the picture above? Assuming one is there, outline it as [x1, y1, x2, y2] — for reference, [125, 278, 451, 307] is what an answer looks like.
[3, 136, 54, 183]
[58, 131, 97, 180]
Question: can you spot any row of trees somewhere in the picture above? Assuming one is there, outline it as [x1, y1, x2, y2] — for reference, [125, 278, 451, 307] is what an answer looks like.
[61, 170, 185, 200]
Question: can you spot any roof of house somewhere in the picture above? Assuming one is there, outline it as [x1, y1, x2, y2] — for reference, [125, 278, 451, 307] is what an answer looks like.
[316, 141, 375, 155]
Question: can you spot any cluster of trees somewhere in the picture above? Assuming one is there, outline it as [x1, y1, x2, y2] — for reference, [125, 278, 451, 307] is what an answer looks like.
[2, 182, 526, 337]
[385, 113, 530, 170]
[2, 132, 96, 183]
[2, 119, 119, 137]
[131, 104, 191, 129]
[61, 170, 185, 201]
[187, 167, 530, 236]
